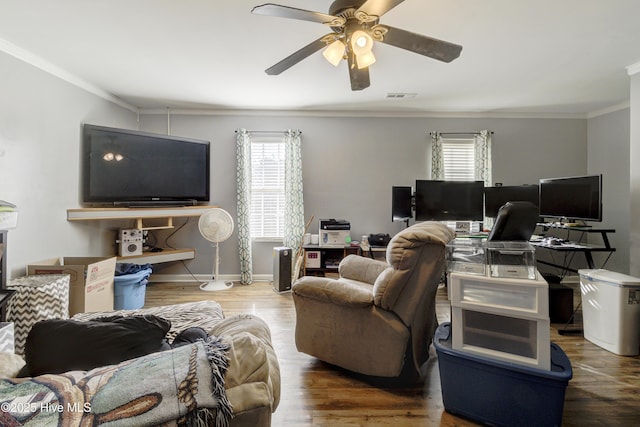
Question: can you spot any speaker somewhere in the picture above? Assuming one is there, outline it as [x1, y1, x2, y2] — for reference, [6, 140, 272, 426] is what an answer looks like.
[273, 246, 292, 293]
[119, 228, 143, 257]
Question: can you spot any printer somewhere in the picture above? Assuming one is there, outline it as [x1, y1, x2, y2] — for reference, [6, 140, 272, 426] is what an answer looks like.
[319, 219, 351, 247]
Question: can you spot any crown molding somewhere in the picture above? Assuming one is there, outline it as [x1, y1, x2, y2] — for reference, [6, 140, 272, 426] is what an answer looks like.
[0, 37, 137, 113]
[587, 101, 630, 119]
[138, 107, 587, 120]
[627, 60, 640, 76]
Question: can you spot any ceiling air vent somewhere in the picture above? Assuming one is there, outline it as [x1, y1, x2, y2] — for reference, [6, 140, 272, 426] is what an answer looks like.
[386, 93, 417, 99]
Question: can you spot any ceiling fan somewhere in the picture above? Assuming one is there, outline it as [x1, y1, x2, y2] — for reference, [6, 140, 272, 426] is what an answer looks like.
[251, 0, 463, 91]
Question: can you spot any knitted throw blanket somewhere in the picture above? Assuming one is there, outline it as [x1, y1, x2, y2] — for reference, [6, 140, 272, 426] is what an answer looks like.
[0, 339, 232, 427]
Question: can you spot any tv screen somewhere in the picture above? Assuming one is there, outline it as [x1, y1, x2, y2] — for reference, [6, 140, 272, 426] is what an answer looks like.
[82, 124, 210, 206]
[414, 180, 484, 221]
[392, 186, 413, 221]
[539, 174, 602, 222]
[484, 185, 539, 218]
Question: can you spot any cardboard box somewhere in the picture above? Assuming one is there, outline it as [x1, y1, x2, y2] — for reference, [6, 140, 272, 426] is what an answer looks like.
[28, 257, 117, 316]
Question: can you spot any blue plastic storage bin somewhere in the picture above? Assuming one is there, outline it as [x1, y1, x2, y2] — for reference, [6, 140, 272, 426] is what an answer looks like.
[113, 268, 152, 310]
[434, 322, 572, 427]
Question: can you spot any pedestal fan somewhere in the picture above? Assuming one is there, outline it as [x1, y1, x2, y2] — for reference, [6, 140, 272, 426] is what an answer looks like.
[198, 208, 235, 291]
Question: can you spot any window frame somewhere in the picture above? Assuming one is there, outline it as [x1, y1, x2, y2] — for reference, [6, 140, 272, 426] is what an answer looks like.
[250, 136, 286, 242]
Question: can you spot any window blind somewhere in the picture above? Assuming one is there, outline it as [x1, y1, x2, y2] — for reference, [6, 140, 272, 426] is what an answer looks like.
[442, 138, 475, 181]
[250, 138, 285, 239]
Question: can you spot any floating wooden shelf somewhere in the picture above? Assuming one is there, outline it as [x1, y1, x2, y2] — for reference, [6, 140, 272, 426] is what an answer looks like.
[67, 206, 218, 264]
[118, 248, 196, 264]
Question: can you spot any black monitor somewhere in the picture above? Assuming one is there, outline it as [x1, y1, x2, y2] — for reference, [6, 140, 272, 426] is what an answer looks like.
[539, 174, 602, 222]
[414, 180, 484, 221]
[392, 186, 413, 222]
[484, 185, 539, 218]
[82, 124, 210, 206]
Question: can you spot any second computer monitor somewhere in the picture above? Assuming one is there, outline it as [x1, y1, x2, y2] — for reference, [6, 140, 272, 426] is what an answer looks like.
[484, 185, 539, 218]
[414, 180, 484, 221]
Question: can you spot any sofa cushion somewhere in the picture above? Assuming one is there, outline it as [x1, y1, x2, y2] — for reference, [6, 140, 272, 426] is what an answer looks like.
[211, 314, 281, 414]
[0, 351, 25, 378]
[21, 314, 171, 376]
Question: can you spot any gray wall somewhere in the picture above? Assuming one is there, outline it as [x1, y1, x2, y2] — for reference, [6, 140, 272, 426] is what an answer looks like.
[631, 71, 640, 276]
[0, 51, 137, 277]
[138, 113, 589, 278]
[588, 108, 630, 274]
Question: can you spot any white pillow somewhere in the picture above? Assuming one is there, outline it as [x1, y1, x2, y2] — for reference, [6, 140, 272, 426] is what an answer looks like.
[0, 351, 25, 378]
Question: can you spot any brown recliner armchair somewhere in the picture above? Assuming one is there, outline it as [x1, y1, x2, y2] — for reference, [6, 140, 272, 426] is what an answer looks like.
[292, 221, 455, 378]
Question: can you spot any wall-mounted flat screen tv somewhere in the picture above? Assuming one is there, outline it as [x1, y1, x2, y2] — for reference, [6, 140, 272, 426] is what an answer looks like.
[414, 180, 484, 221]
[539, 174, 602, 222]
[484, 185, 539, 218]
[392, 186, 413, 222]
[82, 124, 210, 206]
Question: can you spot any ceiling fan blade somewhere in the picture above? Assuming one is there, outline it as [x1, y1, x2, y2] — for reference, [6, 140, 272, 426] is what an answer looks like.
[377, 25, 462, 63]
[356, 0, 406, 18]
[347, 49, 371, 91]
[265, 36, 328, 75]
[252, 3, 345, 26]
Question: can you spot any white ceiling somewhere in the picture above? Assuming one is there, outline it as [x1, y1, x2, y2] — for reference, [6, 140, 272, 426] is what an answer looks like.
[2, 0, 640, 116]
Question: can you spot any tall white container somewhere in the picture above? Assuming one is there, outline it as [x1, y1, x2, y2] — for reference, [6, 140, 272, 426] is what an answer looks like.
[579, 269, 640, 356]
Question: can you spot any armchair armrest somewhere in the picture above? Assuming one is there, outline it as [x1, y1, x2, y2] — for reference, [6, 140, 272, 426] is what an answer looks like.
[338, 254, 389, 284]
[292, 275, 373, 307]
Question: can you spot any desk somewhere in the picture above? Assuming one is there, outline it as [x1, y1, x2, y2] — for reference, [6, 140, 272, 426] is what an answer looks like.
[361, 245, 387, 260]
[302, 245, 360, 276]
[532, 223, 615, 273]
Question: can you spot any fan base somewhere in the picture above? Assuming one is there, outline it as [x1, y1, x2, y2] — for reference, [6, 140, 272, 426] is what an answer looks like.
[199, 280, 234, 292]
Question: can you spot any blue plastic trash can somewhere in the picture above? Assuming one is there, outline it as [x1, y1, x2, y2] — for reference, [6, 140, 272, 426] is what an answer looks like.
[113, 267, 152, 310]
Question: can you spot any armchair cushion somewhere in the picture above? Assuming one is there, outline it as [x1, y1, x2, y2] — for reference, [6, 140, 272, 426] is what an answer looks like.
[292, 275, 373, 308]
[338, 254, 389, 284]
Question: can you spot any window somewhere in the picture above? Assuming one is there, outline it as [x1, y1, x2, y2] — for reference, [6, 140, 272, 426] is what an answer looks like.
[250, 137, 285, 240]
[441, 138, 475, 181]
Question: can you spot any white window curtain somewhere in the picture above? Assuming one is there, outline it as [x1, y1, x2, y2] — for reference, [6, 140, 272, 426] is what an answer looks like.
[236, 129, 304, 284]
[236, 129, 253, 285]
[283, 130, 305, 252]
[474, 130, 492, 187]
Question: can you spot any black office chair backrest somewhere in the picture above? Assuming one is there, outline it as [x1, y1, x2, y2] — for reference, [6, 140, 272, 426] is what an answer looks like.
[487, 201, 539, 241]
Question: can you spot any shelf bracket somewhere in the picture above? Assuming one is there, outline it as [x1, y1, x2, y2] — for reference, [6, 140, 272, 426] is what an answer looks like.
[135, 217, 175, 231]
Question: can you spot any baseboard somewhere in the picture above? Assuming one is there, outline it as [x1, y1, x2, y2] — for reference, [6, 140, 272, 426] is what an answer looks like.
[148, 273, 274, 283]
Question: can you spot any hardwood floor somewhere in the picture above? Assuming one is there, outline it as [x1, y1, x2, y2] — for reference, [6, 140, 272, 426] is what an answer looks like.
[144, 281, 640, 426]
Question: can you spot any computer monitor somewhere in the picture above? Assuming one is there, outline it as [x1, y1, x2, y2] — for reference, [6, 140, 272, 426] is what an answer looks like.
[392, 186, 413, 222]
[414, 180, 484, 221]
[484, 185, 539, 218]
[539, 174, 602, 222]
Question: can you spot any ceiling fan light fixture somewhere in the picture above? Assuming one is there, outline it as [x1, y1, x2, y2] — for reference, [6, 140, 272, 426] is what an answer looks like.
[355, 50, 376, 69]
[350, 30, 376, 69]
[322, 39, 345, 67]
[350, 30, 374, 55]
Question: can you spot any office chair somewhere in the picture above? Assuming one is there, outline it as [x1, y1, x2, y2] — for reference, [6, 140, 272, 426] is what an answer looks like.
[487, 201, 539, 241]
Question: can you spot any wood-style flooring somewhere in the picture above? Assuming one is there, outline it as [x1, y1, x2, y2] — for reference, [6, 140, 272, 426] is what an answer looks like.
[144, 281, 640, 426]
